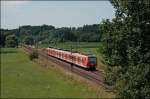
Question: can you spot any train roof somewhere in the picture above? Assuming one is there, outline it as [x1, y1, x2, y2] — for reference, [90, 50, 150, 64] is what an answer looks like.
[88, 54, 96, 57]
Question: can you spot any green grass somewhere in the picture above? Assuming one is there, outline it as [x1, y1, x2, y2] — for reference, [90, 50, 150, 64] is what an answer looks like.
[1, 48, 101, 98]
[38, 42, 100, 49]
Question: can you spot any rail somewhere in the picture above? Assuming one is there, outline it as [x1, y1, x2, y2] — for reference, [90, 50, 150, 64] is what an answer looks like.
[21, 44, 112, 90]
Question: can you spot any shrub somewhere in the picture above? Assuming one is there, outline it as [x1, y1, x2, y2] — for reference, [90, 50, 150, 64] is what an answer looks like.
[29, 51, 38, 60]
[5, 35, 18, 48]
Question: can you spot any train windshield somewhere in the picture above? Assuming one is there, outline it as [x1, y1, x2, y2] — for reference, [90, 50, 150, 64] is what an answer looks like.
[89, 57, 96, 64]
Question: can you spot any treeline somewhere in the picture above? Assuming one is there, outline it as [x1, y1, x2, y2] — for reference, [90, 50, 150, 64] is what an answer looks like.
[0, 24, 101, 47]
[100, 0, 150, 98]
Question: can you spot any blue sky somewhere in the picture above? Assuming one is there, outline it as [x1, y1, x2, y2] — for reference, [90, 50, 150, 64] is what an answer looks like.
[1, 1, 115, 29]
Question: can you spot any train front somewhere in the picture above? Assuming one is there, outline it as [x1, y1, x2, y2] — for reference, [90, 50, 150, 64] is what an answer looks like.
[87, 55, 97, 70]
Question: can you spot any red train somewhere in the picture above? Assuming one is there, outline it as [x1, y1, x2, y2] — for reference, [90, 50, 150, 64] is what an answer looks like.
[44, 47, 97, 70]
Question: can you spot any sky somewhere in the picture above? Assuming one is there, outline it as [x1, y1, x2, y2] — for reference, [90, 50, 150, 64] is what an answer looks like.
[1, 1, 116, 29]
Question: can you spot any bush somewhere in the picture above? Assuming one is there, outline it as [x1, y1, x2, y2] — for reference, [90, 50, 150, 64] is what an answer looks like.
[29, 51, 38, 60]
[5, 35, 18, 48]
[23, 36, 34, 45]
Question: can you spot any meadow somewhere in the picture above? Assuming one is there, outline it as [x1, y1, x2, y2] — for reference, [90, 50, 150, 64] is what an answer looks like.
[38, 42, 100, 49]
[0, 48, 113, 98]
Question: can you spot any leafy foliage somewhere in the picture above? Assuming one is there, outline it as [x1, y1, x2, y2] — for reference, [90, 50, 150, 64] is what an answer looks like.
[23, 36, 34, 45]
[101, 0, 150, 98]
[0, 29, 12, 47]
[5, 35, 18, 48]
[29, 51, 38, 60]
[1, 24, 101, 47]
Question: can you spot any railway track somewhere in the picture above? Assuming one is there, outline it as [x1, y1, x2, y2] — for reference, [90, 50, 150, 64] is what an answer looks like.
[21, 44, 112, 89]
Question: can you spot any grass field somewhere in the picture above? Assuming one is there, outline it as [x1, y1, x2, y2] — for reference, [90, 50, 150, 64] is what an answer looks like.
[38, 42, 100, 49]
[0, 48, 113, 98]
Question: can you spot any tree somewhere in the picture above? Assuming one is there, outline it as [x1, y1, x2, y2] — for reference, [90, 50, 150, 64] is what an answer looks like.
[5, 35, 18, 48]
[101, 0, 150, 98]
[0, 32, 6, 47]
[0, 30, 12, 47]
[23, 36, 34, 45]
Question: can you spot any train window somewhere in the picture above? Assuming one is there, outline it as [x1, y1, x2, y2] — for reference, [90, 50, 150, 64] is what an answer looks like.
[79, 57, 80, 63]
[75, 57, 78, 62]
[78, 57, 80, 63]
[72, 56, 76, 62]
[49, 50, 50, 54]
[62, 53, 65, 58]
[67, 54, 69, 59]
[72, 56, 74, 61]
[80, 57, 82, 64]
[89, 57, 96, 64]
[77, 57, 82, 64]
[69, 55, 72, 60]
[60, 53, 63, 58]
[59, 52, 60, 57]
[82, 58, 85, 63]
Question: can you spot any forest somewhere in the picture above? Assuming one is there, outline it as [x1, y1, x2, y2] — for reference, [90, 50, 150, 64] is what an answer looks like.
[0, 24, 101, 47]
